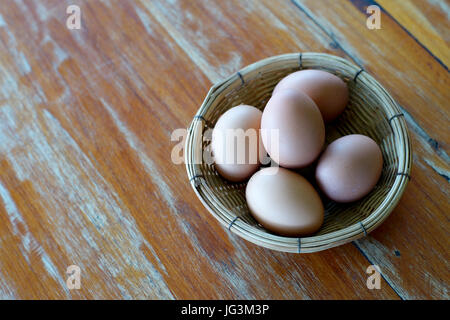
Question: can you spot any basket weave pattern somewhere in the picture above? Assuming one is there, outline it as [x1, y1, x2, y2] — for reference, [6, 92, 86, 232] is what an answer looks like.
[186, 53, 411, 253]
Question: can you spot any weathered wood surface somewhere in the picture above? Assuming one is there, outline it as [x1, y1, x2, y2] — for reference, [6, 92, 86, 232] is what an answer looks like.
[377, 0, 450, 67]
[0, 0, 447, 299]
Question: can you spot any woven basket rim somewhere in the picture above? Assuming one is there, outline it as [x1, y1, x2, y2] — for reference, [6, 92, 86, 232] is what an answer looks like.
[185, 52, 412, 253]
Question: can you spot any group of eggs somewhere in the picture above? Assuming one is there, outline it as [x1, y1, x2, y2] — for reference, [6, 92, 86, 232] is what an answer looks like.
[211, 69, 383, 237]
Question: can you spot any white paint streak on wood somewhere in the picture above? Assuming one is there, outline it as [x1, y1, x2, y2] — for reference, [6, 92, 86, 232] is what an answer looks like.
[0, 13, 6, 27]
[139, 1, 226, 83]
[0, 93, 174, 298]
[424, 270, 449, 299]
[237, 1, 288, 32]
[135, 6, 155, 36]
[41, 35, 69, 67]
[429, 0, 450, 21]
[45, 108, 173, 296]
[216, 52, 242, 81]
[98, 0, 113, 9]
[0, 181, 70, 297]
[116, 283, 133, 300]
[16, 51, 31, 74]
[34, 1, 52, 21]
[0, 270, 16, 299]
[101, 99, 178, 214]
[401, 3, 441, 35]
[12, 0, 39, 32]
[0, 58, 31, 102]
[0, 25, 31, 75]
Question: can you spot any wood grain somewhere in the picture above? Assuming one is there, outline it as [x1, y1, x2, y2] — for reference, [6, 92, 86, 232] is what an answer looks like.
[0, 0, 447, 299]
[377, 0, 450, 67]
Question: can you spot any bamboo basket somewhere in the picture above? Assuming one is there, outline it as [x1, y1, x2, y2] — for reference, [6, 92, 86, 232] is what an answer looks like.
[185, 53, 411, 253]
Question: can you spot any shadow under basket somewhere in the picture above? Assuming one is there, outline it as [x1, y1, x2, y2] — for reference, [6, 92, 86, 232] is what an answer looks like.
[185, 53, 412, 253]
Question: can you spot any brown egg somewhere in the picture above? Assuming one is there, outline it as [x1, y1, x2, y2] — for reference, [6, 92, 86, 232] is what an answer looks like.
[211, 105, 265, 182]
[261, 89, 325, 168]
[273, 69, 349, 123]
[315, 134, 383, 203]
[246, 167, 324, 237]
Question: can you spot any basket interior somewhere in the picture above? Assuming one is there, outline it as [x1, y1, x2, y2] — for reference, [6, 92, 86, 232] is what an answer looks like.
[194, 55, 401, 238]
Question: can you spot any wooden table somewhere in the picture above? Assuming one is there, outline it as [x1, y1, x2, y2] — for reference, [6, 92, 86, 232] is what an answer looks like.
[0, 0, 448, 300]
